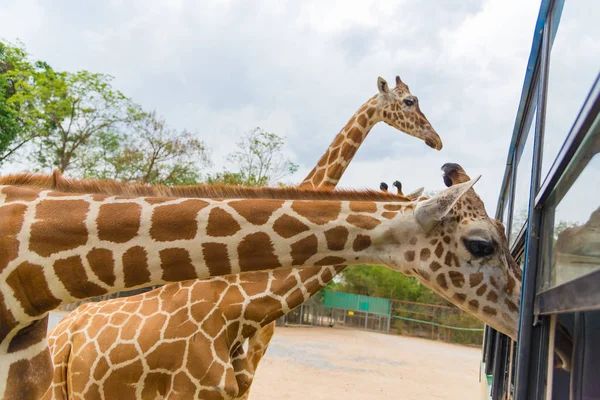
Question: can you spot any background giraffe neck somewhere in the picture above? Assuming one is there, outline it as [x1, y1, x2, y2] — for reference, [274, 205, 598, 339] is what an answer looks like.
[299, 96, 381, 190]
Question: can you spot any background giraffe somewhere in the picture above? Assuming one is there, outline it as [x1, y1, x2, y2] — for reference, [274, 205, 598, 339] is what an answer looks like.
[44, 165, 524, 399]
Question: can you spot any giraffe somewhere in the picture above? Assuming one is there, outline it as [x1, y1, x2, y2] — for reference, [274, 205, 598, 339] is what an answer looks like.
[299, 75, 442, 190]
[0, 166, 521, 399]
[43, 182, 426, 400]
[34, 73, 439, 399]
[42, 165, 523, 399]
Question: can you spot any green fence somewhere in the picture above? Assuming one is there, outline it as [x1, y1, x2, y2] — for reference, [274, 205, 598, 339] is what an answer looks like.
[323, 291, 391, 316]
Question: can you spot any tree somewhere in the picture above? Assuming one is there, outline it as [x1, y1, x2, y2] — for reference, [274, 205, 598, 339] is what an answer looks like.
[337, 264, 449, 306]
[78, 110, 211, 185]
[21, 70, 136, 173]
[0, 40, 49, 165]
[222, 127, 298, 186]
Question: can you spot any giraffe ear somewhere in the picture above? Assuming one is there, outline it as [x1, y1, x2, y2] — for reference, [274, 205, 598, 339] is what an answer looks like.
[406, 187, 424, 201]
[377, 77, 390, 94]
[415, 176, 481, 233]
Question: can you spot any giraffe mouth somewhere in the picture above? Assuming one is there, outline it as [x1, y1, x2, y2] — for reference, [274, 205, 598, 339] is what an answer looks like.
[423, 129, 443, 150]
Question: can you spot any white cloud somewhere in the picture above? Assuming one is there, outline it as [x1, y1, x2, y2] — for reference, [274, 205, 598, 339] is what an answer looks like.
[1, 0, 598, 221]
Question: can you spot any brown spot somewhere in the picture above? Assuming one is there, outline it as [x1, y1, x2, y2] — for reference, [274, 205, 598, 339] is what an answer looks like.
[419, 270, 431, 280]
[202, 243, 232, 276]
[341, 142, 358, 160]
[349, 201, 377, 213]
[444, 251, 455, 267]
[430, 261, 442, 272]
[123, 246, 150, 288]
[2, 186, 41, 202]
[206, 207, 241, 237]
[448, 271, 465, 288]
[353, 235, 371, 251]
[469, 272, 484, 287]
[405, 251, 415, 262]
[430, 239, 438, 245]
[108, 343, 139, 364]
[0, 204, 27, 274]
[436, 274, 448, 290]
[4, 350, 53, 400]
[239, 232, 281, 271]
[160, 248, 196, 282]
[97, 203, 141, 243]
[324, 226, 349, 251]
[476, 284, 488, 296]
[468, 299, 479, 310]
[347, 215, 381, 230]
[357, 114, 368, 128]
[453, 293, 466, 303]
[505, 299, 519, 313]
[87, 248, 115, 286]
[315, 256, 346, 265]
[347, 127, 363, 143]
[487, 290, 499, 303]
[490, 276, 499, 289]
[327, 163, 344, 182]
[291, 234, 318, 265]
[383, 204, 403, 211]
[420, 248, 431, 261]
[229, 199, 284, 225]
[53, 256, 107, 299]
[483, 306, 497, 316]
[144, 197, 170, 205]
[434, 242, 444, 258]
[382, 211, 397, 219]
[30, 199, 89, 257]
[151, 199, 209, 241]
[505, 274, 516, 296]
[273, 214, 309, 239]
[292, 200, 341, 225]
[443, 236, 451, 244]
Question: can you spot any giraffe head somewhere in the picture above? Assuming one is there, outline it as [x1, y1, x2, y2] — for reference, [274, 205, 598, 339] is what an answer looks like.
[381, 163, 521, 339]
[376, 76, 442, 150]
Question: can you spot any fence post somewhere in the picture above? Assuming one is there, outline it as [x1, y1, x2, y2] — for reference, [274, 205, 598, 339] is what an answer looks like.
[364, 311, 369, 329]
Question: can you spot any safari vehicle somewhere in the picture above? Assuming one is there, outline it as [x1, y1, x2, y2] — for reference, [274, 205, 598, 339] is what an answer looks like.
[481, 0, 600, 398]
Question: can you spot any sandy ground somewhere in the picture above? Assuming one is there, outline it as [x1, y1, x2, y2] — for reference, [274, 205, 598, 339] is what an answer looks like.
[248, 326, 482, 400]
[47, 313, 482, 399]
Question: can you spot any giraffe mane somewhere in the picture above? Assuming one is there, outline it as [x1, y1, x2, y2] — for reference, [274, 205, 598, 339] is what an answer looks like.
[0, 172, 412, 202]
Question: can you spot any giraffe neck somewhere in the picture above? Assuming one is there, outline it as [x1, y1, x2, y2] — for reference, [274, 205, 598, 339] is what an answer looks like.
[2, 187, 418, 332]
[300, 96, 381, 190]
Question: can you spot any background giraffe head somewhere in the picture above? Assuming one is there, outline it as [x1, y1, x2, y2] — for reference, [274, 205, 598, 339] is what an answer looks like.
[376, 76, 442, 150]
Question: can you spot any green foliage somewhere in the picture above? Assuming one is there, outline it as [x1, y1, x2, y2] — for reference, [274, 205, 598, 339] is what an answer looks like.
[77, 110, 211, 185]
[23, 70, 134, 172]
[220, 127, 298, 186]
[336, 264, 449, 306]
[0, 40, 48, 165]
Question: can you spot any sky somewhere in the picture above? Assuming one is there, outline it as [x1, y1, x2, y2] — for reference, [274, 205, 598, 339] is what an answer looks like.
[1, 0, 598, 222]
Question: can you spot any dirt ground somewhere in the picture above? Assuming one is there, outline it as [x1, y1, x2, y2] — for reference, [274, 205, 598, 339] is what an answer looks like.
[248, 326, 482, 400]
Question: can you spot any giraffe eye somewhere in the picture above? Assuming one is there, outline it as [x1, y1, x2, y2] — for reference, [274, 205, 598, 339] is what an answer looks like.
[403, 98, 414, 107]
[463, 239, 494, 258]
